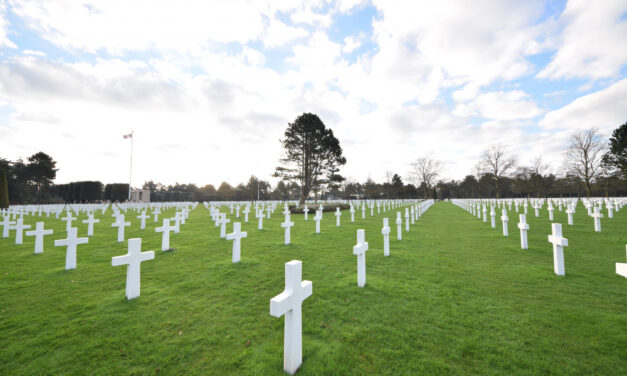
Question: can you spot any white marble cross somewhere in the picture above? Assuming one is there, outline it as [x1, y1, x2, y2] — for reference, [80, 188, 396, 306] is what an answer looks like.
[13, 217, 31, 245]
[381, 218, 390, 256]
[314, 210, 322, 234]
[351, 229, 369, 288]
[270, 260, 312, 375]
[350, 205, 355, 223]
[482, 205, 487, 222]
[25, 222, 53, 254]
[226, 222, 247, 263]
[607, 204, 613, 219]
[404, 208, 409, 232]
[112, 214, 131, 242]
[219, 213, 230, 238]
[303, 205, 309, 220]
[155, 218, 176, 251]
[54, 227, 88, 270]
[395, 212, 402, 240]
[152, 207, 161, 223]
[137, 211, 149, 230]
[1, 215, 15, 238]
[61, 211, 77, 232]
[501, 209, 509, 236]
[361, 204, 365, 219]
[82, 214, 100, 236]
[281, 214, 294, 245]
[266, 205, 272, 219]
[112, 238, 155, 300]
[410, 206, 415, 225]
[592, 206, 603, 232]
[548, 223, 568, 276]
[243, 206, 250, 222]
[236, 205, 241, 218]
[566, 204, 575, 225]
[490, 206, 496, 228]
[548, 203, 554, 221]
[534, 202, 540, 217]
[335, 207, 341, 227]
[257, 211, 264, 230]
[518, 214, 529, 249]
[616, 245, 627, 278]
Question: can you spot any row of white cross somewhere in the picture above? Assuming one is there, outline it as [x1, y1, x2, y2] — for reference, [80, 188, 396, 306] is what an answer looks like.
[453, 199, 626, 278]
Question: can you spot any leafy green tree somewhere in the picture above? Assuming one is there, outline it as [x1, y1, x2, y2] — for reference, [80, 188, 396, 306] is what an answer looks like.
[274, 113, 346, 205]
[602, 121, 627, 178]
[26, 152, 58, 192]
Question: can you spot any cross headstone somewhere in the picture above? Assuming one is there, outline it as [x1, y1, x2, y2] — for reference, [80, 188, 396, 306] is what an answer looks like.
[1, 215, 15, 238]
[548, 223, 568, 276]
[82, 214, 100, 236]
[303, 205, 309, 220]
[270, 260, 312, 375]
[25, 222, 53, 254]
[350, 205, 355, 223]
[226, 222, 247, 263]
[381, 218, 390, 256]
[112, 214, 131, 242]
[395, 212, 402, 240]
[152, 207, 161, 223]
[155, 218, 176, 251]
[54, 227, 88, 270]
[335, 207, 341, 227]
[257, 211, 264, 230]
[592, 206, 603, 232]
[111, 238, 155, 300]
[518, 214, 529, 249]
[137, 211, 149, 230]
[218, 213, 230, 238]
[314, 210, 322, 234]
[490, 206, 496, 229]
[482, 205, 487, 222]
[616, 245, 627, 278]
[243, 206, 250, 222]
[353, 229, 368, 287]
[13, 217, 31, 245]
[361, 204, 365, 219]
[61, 211, 77, 232]
[281, 214, 294, 245]
[566, 204, 575, 225]
[548, 203, 554, 221]
[501, 209, 509, 236]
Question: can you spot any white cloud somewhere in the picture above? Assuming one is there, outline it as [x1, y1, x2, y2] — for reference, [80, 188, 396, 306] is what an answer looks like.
[539, 78, 627, 132]
[342, 35, 361, 53]
[454, 90, 544, 120]
[0, 0, 16, 48]
[538, 0, 627, 80]
[11, 0, 267, 54]
[262, 18, 309, 48]
[22, 49, 46, 56]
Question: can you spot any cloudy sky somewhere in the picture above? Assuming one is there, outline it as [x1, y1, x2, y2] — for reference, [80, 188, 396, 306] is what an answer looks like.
[1, 0, 626, 187]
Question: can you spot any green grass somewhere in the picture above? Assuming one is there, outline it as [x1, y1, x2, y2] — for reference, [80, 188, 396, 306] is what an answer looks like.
[1, 201, 626, 375]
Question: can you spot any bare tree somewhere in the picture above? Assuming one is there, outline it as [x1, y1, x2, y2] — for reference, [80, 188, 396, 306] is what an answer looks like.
[408, 157, 444, 197]
[565, 128, 606, 198]
[477, 144, 517, 199]
[527, 156, 552, 198]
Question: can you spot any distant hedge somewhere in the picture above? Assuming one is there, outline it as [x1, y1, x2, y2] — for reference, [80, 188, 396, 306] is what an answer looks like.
[104, 183, 129, 202]
[51, 181, 103, 203]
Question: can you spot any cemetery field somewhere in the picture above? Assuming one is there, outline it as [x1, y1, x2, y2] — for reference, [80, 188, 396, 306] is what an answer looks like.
[1, 202, 626, 375]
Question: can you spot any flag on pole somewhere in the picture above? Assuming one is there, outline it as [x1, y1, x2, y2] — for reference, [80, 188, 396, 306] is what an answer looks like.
[123, 133, 133, 139]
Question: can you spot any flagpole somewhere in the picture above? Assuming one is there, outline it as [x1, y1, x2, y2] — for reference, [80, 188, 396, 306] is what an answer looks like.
[128, 130, 134, 201]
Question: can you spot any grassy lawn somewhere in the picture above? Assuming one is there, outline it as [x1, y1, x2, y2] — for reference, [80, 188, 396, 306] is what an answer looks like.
[1, 201, 626, 375]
